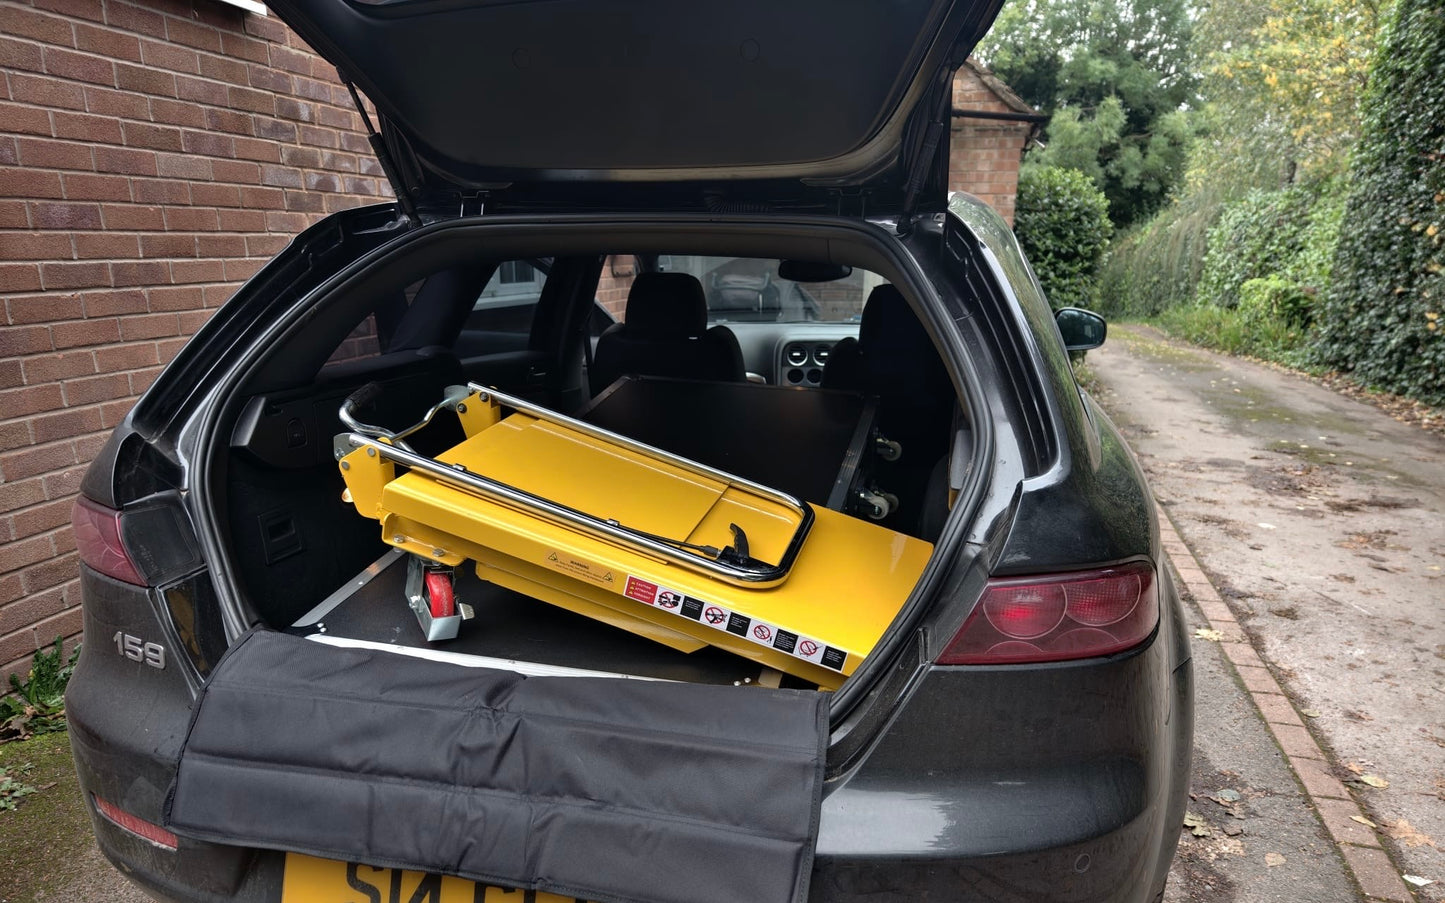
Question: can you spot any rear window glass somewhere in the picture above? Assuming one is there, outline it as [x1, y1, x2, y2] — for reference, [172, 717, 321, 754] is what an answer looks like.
[656, 256, 882, 324]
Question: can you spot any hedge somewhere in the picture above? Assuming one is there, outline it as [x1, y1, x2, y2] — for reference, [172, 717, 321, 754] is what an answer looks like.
[1013, 165, 1113, 309]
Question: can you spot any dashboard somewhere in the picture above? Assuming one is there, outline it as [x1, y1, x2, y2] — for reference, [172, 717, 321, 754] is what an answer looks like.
[720, 323, 860, 387]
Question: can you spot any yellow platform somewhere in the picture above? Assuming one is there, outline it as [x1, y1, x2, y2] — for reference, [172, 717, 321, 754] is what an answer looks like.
[337, 387, 933, 689]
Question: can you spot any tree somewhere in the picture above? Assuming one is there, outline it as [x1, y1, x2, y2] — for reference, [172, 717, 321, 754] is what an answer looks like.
[978, 0, 1197, 227]
[1314, 0, 1445, 404]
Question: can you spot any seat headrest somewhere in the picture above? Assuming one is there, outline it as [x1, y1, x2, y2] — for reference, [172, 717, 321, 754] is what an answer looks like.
[626, 272, 708, 337]
[858, 285, 926, 353]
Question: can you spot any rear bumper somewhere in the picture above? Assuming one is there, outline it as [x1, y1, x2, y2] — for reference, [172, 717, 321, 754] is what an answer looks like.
[69, 566, 1191, 903]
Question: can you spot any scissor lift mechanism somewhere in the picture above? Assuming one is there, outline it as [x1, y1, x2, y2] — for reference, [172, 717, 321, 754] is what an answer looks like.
[334, 383, 932, 689]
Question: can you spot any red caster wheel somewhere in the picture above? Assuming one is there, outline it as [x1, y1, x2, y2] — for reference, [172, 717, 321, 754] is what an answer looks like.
[423, 570, 456, 618]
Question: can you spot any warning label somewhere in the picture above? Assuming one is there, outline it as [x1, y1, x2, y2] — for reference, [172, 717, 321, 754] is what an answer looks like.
[621, 574, 849, 674]
[545, 551, 616, 587]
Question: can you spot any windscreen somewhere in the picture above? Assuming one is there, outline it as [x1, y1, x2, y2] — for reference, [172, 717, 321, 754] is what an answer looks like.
[655, 256, 883, 324]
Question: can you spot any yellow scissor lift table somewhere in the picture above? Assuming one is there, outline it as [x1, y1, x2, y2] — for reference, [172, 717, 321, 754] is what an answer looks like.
[335, 384, 933, 689]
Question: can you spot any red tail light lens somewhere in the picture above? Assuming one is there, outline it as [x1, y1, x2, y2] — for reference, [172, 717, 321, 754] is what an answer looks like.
[72, 497, 145, 586]
[939, 562, 1158, 665]
[93, 795, 179, 850]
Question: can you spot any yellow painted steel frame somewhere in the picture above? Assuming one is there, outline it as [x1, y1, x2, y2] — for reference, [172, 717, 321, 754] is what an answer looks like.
[337, 390, 933, 688]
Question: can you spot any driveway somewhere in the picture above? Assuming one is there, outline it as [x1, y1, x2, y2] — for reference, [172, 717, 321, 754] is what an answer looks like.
[1092, 325, 1444, 902]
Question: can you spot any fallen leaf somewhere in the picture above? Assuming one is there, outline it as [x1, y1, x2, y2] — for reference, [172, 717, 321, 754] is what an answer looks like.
[1344, 762, 1365, 775]
[1350, 815, 1378, 828]
[1404, 875, 1434, 888]
[1257, 523, 1278, 530]
[1215, 788, 1241, 802]
[1223, 824, 1244, 836]
[1183, 812, 1212, 837]
[1194, 628, 1224, 642]
[1301, 709, 1321, 718]
[1357, 774, 1390, 789]
[1265, 852, 1286, 867]
[1385, 819, 1437, 849]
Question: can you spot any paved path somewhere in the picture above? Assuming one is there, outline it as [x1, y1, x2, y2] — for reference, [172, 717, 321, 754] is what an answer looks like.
[1092, 325, 1444, 903]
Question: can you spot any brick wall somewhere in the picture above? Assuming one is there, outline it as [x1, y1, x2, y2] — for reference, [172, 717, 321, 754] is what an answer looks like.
[949, 62, 1034, 225]
[0, 0, 388, 683]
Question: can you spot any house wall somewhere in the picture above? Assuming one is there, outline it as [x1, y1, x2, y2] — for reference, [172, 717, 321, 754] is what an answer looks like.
[0, 0, 387, 682]
[949, 64, 1034, 225]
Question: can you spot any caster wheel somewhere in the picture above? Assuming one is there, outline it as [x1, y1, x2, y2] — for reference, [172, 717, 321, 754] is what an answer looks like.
[423, 571, 456, 618]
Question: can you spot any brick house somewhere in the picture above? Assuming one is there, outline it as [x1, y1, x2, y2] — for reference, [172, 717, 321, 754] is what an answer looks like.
[0, 0, 1036, 683]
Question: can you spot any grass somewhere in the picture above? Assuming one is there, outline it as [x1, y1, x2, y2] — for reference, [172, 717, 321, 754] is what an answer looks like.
[0, 731, 96, 903]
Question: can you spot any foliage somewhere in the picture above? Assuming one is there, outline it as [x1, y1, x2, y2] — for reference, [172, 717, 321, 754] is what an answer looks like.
[1, 638, 79, 743]
[978, 0, 1197, 227]
[0, 764, 37, 812]
[1314, 0, 1445, 404]
[1158, 302, 1311, 363]
[1239, 276, 1316, 329]
[1096, 186, 1228, 317]
[1195, 179, 1345, 311]
[1190, 0, 1386, 188]
[1014, 165, 1114, 309]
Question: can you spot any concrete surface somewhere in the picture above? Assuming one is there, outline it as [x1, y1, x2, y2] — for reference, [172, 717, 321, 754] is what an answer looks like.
[1093, 325, 1444, 902]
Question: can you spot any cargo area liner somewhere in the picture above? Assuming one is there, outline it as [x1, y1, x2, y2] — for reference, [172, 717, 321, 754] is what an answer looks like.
[190, 214, 996, 722]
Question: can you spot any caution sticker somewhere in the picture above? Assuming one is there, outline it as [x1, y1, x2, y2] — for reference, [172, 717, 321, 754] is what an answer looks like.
[545, 550, 617, 587]
[625, 574, 849, 674]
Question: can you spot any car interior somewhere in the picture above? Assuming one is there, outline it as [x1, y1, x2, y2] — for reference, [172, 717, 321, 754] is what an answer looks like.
[221, 251, 972, 686]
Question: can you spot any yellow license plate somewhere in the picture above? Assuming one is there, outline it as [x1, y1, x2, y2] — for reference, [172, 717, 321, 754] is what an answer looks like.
[282, 853, 588, 903]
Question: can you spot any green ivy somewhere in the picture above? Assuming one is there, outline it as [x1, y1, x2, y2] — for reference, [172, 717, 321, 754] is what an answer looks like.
[1014, 165, 1114, 310]
[1314, 0, 1445, 404]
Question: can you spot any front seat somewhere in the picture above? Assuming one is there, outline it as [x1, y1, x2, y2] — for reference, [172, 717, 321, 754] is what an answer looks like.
[589, 272, 746, 394]
[823, 284, 956, 533]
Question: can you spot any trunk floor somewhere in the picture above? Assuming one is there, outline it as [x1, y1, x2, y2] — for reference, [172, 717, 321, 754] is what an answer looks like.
[287, 551, 805, 686]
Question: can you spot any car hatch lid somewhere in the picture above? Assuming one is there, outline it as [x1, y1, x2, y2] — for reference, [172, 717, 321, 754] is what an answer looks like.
[264, 0, 1004, 211]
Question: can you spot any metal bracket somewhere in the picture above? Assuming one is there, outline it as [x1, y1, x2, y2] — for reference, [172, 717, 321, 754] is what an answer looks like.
[404, 554, 464, 642]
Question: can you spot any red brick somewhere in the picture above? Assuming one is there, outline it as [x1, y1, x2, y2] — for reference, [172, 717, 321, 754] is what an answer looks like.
[110, 260, 170, 287]
[292, 76, 332, 103]
[239, 185, 284, 209]
[224, 256, 265, 281]
[217, 208, 265, 231]
[74, 22, 143, 62]
[232, 136, 277, 163]
[0, 264, 42, 293]
[178, 309, 211, 333]
[122, 121, 184, 152]
[31, 201, 101, 230]
[228, 85, 272, 114]
[74, 232, 141, 260]
[319, 150, 357, 173]
[164, 207, 219, 232]
[5, 6, 75, 45]
[1, 232, 73, 261]
[343, 177, 378, 197]
[195, 234, 245, 257]
[0, 361, 20, 391]
[274, 96, 314, 123]
[93, 145, 157, 176]
[42, 466, 84, 499]
[0, 588, 68, 637]
[269, 44, 312, 76]
[100, 203, 164, 230]
[74, 431, 108, 460]
[29, 404, 104, 445]
[0, 325, 54, 356]
[201, 283, 239, 307]
[131, 178, 189, 205]
[81, 289, 146, 317]
[52, 111, 123, 144]
[0, 477, 47, 517]
[221, 31, 269, 64]
[211, 159, 260, 184]
[120, 313, 180, 341]
[1337, 844, 1412, 903]
[43, 47, 116, 86]
[0, 531, 55, 577]
[198, 53, 247, 85]
[156, 152, 211, 180]
[40, 261, 110, 289]
[255, 117, 297, 143]
[1315, 797, 1380, 847]
[0, 630, 42, 672]
[156, 338, 188, 361]
[170, 259, 226, 283]
[181, 129, 235, 158]
[84, 85, 150, 119]
[139, 37, 200, 75]
[116, 62, 176, 97]
[9, 292, 81, 324]
[141, 233, 196, 258]
[1269, 722, 1324, 760]
[285, 190, 324, 213]
[18, 352, 96, 387]
[9, 72, 87, 110]
[247, 64, 292, 95]
[63, 372, 131, 406]
[1291, 757, 1351, 800]
[175, 74, 227, 105]
[99, 398, 133, 428]
[17, 138, 95, 172]
[62, 172, 132, 202]
[0, 384, 63, 420]
[33, 0, 104, 22]
[146, 285, 203, 312]
[243, 12, 287, 42]
[318, 105, 354, 130]
[29, 600, 83, 635]
[260, 165, 301, 188]
[148, 97, 205, 128]
[0, 36, 46, 73]
[279, 145, 320, 168]
[128, 365, 163, 391]
[51, 317, 121, 350]
[165, 16, 222, 53]
[94, 342, 159, 372]
[104, 0, 166, 38]
[0, 103, 51, 137]
[0, 167, 64, 199]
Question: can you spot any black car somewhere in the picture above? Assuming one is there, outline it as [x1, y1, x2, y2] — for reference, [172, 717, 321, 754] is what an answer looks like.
[65, 1, 1192, 901]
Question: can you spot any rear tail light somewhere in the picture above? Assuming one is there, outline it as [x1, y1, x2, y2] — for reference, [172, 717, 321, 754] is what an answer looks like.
[93, 795, 179, 850]
[72, 497, 145, 586]
[938, 562, 1158, 665]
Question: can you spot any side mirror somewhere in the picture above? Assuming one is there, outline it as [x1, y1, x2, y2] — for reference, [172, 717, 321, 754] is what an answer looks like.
[1055, 308, 1107, 352]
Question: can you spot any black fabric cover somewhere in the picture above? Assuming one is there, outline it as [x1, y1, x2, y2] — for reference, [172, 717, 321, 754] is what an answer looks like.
[165, 630, 826, 903]
[590, 273, 746, 393]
